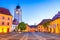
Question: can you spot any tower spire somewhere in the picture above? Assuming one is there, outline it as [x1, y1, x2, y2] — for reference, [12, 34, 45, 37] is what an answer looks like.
[14, 2, 22, 24]
[16, 0, 20, 9]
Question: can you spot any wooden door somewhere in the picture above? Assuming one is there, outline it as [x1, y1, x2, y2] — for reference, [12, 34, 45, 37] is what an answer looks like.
[7, 28, 9, 32]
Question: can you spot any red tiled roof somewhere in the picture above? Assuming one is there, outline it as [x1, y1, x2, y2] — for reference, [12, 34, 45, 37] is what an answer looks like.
[0, 7, 12, 16]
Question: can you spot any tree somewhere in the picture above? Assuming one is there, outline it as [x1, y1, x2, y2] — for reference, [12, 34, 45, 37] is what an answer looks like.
[43, 20, 51, 28]
[18, 22, 26, 32]
[43, 20, 51, 32]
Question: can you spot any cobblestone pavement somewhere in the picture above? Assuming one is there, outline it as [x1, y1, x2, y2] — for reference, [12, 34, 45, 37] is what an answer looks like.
[0, 32, 60, 40]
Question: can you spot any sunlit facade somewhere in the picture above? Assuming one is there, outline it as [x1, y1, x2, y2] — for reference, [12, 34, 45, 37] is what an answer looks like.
[37, 24, 48, 32]
[37, 19, 52, 32]
[0, 8, 12, 33]
[24, 25, 37, 32]
[24, 24, 30, 32]
[49, 18, 60, 34]
[37, 25, 44, 32]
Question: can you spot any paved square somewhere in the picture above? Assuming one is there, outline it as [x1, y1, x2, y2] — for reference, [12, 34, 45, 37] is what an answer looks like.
[0, 32, 60, 40]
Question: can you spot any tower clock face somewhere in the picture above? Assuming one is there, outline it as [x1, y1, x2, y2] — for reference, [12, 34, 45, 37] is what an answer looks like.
[16, 11, 19, 14]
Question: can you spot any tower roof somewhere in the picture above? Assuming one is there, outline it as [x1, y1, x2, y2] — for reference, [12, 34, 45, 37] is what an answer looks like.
[13, 18, 19, 25]
[16, 5, 20, 9]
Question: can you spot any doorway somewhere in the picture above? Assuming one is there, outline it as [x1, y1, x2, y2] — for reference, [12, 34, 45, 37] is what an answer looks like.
[7, 28, 9, 32]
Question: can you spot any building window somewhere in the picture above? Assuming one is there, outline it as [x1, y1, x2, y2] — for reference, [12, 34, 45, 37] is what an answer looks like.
[2, 22, 4, 25]
[7, 22, 9, 25]
[2, 16, 4, 19]
[8, 18, 10, 20]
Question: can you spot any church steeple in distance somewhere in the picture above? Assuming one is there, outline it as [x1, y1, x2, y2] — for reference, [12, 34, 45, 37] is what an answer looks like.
[14, 4, 22, 24]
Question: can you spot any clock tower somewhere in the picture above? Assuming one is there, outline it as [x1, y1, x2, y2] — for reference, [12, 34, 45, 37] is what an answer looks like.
[14, 5, 22, 24]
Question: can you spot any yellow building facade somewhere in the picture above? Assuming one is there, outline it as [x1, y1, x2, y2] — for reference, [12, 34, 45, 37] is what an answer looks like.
[49, 18, 60, 34]
[24, 24, 30, 32]
[25, 24, 37, 32]
[37, 25, 47, 32]
[0, 8, 12, 33]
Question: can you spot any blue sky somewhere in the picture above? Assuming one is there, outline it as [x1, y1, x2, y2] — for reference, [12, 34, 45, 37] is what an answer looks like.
[0, 0, 60, 25]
